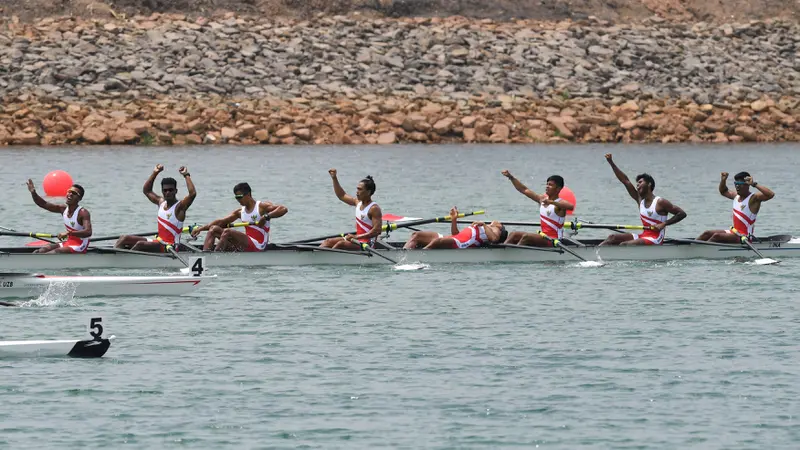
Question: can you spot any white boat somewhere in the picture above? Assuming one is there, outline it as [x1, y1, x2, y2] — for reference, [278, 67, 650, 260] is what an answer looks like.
[0, 236, 796, 269]
[0, 257, 214, 299]
[0, 337, 114, 358]
[0, 317, 113, 358]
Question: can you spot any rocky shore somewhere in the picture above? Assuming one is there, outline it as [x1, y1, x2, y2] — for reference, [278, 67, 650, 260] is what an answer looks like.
[1, 13, 799, 145]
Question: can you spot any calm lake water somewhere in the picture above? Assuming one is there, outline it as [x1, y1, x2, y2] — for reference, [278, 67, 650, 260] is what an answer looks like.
[1, 144, 799, 449]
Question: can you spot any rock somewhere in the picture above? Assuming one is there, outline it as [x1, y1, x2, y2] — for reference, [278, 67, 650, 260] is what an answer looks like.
[546, 117, 574, 139]
[620, 101, 640, 112]
[185, 134, 203, 145]
[237, 124, 257, 138]
[220, 127, 238, 140]
[275, 126, 293, 138]
[293, 128, 312, 140]
[735, 126, 758, 142]
[377, 132, 397, 144]
[750, 100, 769, 112]
[127, 120, 151, 135]
[82, 128, 107, 144]
[490, 124, 510, 141]
[463, 128, 476, 142]
[433, 118, 456, 134]
[461, 116, 478, 127]
[421, 103, 444, 115]
[110, 128, 139, 144]
[254, 130, 270, 143]
[620, 120, 638, 130]
[408, 131, 428, 142]
[11, 132, 39, 145]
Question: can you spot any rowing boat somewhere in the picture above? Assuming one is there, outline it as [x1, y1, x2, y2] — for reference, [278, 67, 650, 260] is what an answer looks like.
[0, 337, 114, 358]
[0, 317, 113, 358]
[0, 256, 214, 298]
[0, 273, 214, 299]
[0, 235, 797, 269]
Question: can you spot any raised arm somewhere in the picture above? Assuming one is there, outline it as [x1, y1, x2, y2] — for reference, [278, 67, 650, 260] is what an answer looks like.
[177, 166, 197, 211]
[144, 164, 165, 205]
[655, 198, 687, 230]
[26, 179, 64, 214]
[501, 170, 542, 202]
[356, 204, 383, 241]
[718, 172, 735, 199]
[745, 176, 775, 203]
[449, 207, 460, 235]
[605, 154, 639, 202]
[328, 169, 357, 206]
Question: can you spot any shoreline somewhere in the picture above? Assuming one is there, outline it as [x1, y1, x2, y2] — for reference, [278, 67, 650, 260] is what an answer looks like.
[1, 14, 798, 145]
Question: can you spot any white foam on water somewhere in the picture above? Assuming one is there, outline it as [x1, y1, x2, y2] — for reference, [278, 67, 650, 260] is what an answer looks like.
[393, 263, 430, 271]
[788, 237, 800, 244]
[747, 258, 779, 266]
[18, 281, 79, 308]
[576, 260, 605, 268]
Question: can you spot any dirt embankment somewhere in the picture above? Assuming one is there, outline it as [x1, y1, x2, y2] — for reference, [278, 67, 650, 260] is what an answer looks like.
[0, 0, 798, 23]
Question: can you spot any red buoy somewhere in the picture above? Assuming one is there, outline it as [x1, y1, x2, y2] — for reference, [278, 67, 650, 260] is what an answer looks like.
[42, 170, 73, 197]
[561, 186, 576, 216]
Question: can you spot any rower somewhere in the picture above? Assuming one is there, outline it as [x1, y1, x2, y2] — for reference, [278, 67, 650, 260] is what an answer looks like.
[403, 207, 507, 249]
[25, 179, 92, 254]
[600, 153, 687, 246]
[115, 164, 196, 252]
[696, 171, 774, 243]
[320, 169, 384, 250]
[190, 182, 288, 251]
[500, 170, 573, 247]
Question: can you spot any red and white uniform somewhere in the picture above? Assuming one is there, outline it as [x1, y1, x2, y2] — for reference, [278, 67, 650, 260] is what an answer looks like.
[355, 201, 378, 245]
[449, 224, 487, 249]
[152, 201, 183, 246]
[540, 198, 565, 239]
[632, 197, 666, 245]
[242, 201, 270, 251]
[727, 193, 757, 238]
[60, 206, 89, 253]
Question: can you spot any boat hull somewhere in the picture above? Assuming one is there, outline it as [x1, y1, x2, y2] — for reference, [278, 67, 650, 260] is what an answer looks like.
[0, 337, 113, 358]
[0, 238, 797, 269]
[0, 274, 214, 299]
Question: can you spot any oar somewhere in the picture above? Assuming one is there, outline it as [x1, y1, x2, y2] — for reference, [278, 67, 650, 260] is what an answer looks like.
[0, 300, 18, 307]
[536, 232, 603, 267]
[738, 236, 778, 264]
[91, 222, 254, 243]
[290, 210, 486, 244]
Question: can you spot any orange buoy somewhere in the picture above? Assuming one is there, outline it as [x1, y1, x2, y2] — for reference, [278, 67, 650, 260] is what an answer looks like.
[42, 170, 73, 197]
[561, 186, 576, 216]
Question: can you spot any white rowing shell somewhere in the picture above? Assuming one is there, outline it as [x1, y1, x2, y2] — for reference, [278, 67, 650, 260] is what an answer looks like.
[0, 274, 215, 299]
[0, 317, 113, 358]
[0, 337, 114, 358]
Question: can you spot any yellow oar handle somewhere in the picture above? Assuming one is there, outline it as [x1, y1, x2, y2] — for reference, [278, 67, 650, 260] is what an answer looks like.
[30, 233, 57, 239]
[382, 210, 486, 232]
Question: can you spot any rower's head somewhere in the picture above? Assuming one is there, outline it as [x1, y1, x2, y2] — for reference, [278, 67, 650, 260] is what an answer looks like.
[356, 175, 376, 202]
[734, 171, 751, 195]
[545, 175, 564, 198]
[489, 222, 508, 243]
[161, 177, 178, 201]
[635, 173, 655, 196]
[65, 184, 84, 205]
[233, 182, 253, 205]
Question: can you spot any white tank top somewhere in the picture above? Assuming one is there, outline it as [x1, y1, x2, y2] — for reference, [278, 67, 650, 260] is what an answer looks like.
[62, 206, 89, 251]
[241, 201, 270, 249]
[540, 198, 565, 239]
[157, 201, 184, 245]
[639, 196, 667, 243]
[355, 201, 377, 243]
[732, 193, 757, 235]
